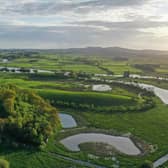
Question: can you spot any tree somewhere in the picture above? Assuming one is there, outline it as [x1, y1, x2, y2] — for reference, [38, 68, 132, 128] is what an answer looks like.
[123, 71, 130, 78]
[0, 159, 9, 168]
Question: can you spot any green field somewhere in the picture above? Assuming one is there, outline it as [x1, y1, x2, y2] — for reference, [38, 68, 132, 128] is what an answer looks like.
[37, 89, 135, 106]
[0, 50, 168, 168]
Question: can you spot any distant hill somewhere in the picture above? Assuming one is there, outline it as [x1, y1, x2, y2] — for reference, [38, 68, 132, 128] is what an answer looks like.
[1, 47, 168, 58]
[41, 47, 168, 58]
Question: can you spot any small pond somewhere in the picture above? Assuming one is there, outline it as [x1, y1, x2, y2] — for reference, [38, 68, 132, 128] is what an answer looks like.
[59, 113, 77, 129]
[92, 84, 112, 92]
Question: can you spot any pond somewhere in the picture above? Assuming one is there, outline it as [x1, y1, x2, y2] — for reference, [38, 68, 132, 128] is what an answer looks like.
[92, 84, 112, 92]
[61, 133, 141, 155]
[2, 59, 9, 63]
[59, 113, 77, 129]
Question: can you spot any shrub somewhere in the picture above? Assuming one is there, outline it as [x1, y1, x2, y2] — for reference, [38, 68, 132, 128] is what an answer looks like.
[140, 160, 153, 168]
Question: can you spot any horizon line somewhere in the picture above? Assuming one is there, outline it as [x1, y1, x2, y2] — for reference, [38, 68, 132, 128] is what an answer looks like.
[0, 46, 168, 52]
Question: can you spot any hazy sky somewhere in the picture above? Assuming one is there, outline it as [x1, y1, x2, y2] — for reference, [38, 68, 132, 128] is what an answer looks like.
[0, 0, 168, 49]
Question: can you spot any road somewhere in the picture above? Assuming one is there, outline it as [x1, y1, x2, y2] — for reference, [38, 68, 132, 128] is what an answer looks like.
[48, 152, 108, 168]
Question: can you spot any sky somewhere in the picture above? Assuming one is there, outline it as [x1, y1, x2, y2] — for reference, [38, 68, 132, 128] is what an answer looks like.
[0, 0, 168, 49]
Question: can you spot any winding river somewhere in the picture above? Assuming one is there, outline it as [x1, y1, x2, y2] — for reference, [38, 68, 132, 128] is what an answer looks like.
[138, 83, 168, 104]
[0, 66, 54, 74]
[117, 81, 168, 105]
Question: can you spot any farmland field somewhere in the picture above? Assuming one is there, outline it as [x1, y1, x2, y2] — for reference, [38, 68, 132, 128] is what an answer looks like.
[0, 49, 168, 168]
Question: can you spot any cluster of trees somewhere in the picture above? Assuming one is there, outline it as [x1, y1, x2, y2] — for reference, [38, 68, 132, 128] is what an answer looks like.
[29, 73, 68, 81]
[0, 85, 60, 148]
[0, 50, 38, 60]
[0, 67, 31, 73]
[97, 65, 114, 75]
[123, 71, 130, 78]
[134, 64, 159, 73]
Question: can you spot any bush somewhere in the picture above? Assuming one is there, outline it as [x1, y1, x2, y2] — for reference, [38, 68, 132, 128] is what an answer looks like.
[140, 160, 153, 168]
[0, 159, 9, 168]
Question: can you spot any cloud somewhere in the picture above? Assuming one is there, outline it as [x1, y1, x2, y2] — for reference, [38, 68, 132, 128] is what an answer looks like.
[0, 0, 149, 15]
[0, 0, 168, 49]
[72, 20, 168, 29]
[0, 21, 163, 49]
[78, 0, 148, 7]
